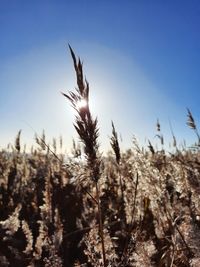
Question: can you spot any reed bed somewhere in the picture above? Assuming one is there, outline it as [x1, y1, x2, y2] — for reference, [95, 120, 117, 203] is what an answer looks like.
[0, 48, 200, 267]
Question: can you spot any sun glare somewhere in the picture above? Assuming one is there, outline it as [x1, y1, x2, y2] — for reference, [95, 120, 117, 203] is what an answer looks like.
[76, 99, 88, 110]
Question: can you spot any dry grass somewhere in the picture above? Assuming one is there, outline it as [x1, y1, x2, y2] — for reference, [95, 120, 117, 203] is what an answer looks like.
[1, 48, 200, 267]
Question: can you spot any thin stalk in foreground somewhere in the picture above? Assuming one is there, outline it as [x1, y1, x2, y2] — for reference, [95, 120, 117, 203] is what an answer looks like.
[62, 45, 107, 266]
[95, 182, 107, 266]
[121, 172, 139, 261]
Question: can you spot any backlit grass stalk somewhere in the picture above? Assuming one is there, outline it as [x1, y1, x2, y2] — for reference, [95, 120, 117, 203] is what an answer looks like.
[15, 130, 21, 153]
[62, 45, 107, 266]
[186, 108, 200, 146]
[110, 121, 124, 202]
[169, 119, 178, 150]
[155, 119, 164, 149]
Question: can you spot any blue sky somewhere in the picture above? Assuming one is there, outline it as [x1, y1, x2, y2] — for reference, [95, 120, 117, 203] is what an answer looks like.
[0, 0, 200, 152]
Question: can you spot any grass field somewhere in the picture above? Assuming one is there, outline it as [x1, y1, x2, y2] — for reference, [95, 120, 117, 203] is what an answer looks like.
[0, 48, 200, 267]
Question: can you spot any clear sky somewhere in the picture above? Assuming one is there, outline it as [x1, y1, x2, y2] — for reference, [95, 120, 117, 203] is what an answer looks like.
[0, 0, 200, 152]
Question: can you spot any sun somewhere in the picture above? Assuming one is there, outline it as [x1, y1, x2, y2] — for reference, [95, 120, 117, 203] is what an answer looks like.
[76, 99, 88, 110]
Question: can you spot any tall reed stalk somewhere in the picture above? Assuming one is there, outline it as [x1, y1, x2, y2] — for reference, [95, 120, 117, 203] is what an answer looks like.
[110, 121, 124, 199]
[187, 108, 200, 146]
[62, 45, 107, 266]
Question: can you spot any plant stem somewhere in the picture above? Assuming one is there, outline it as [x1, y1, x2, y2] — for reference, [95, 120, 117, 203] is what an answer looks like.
[195, 128, 200, 145]
[95, 182, 107, 267]
[121, 173, 139, 262]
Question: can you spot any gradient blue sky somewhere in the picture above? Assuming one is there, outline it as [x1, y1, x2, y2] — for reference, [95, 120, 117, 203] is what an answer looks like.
[1, 0, 200, 152]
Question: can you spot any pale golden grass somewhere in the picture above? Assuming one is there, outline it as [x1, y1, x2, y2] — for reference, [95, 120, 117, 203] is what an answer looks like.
[0, 48, 200, 267]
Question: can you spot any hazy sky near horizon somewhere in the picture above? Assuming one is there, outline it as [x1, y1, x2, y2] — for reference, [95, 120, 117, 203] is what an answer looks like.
[1, 1, 200, 152]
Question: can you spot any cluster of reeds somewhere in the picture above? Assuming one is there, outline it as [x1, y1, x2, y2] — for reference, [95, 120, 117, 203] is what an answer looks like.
[1, 47, 200, 267]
